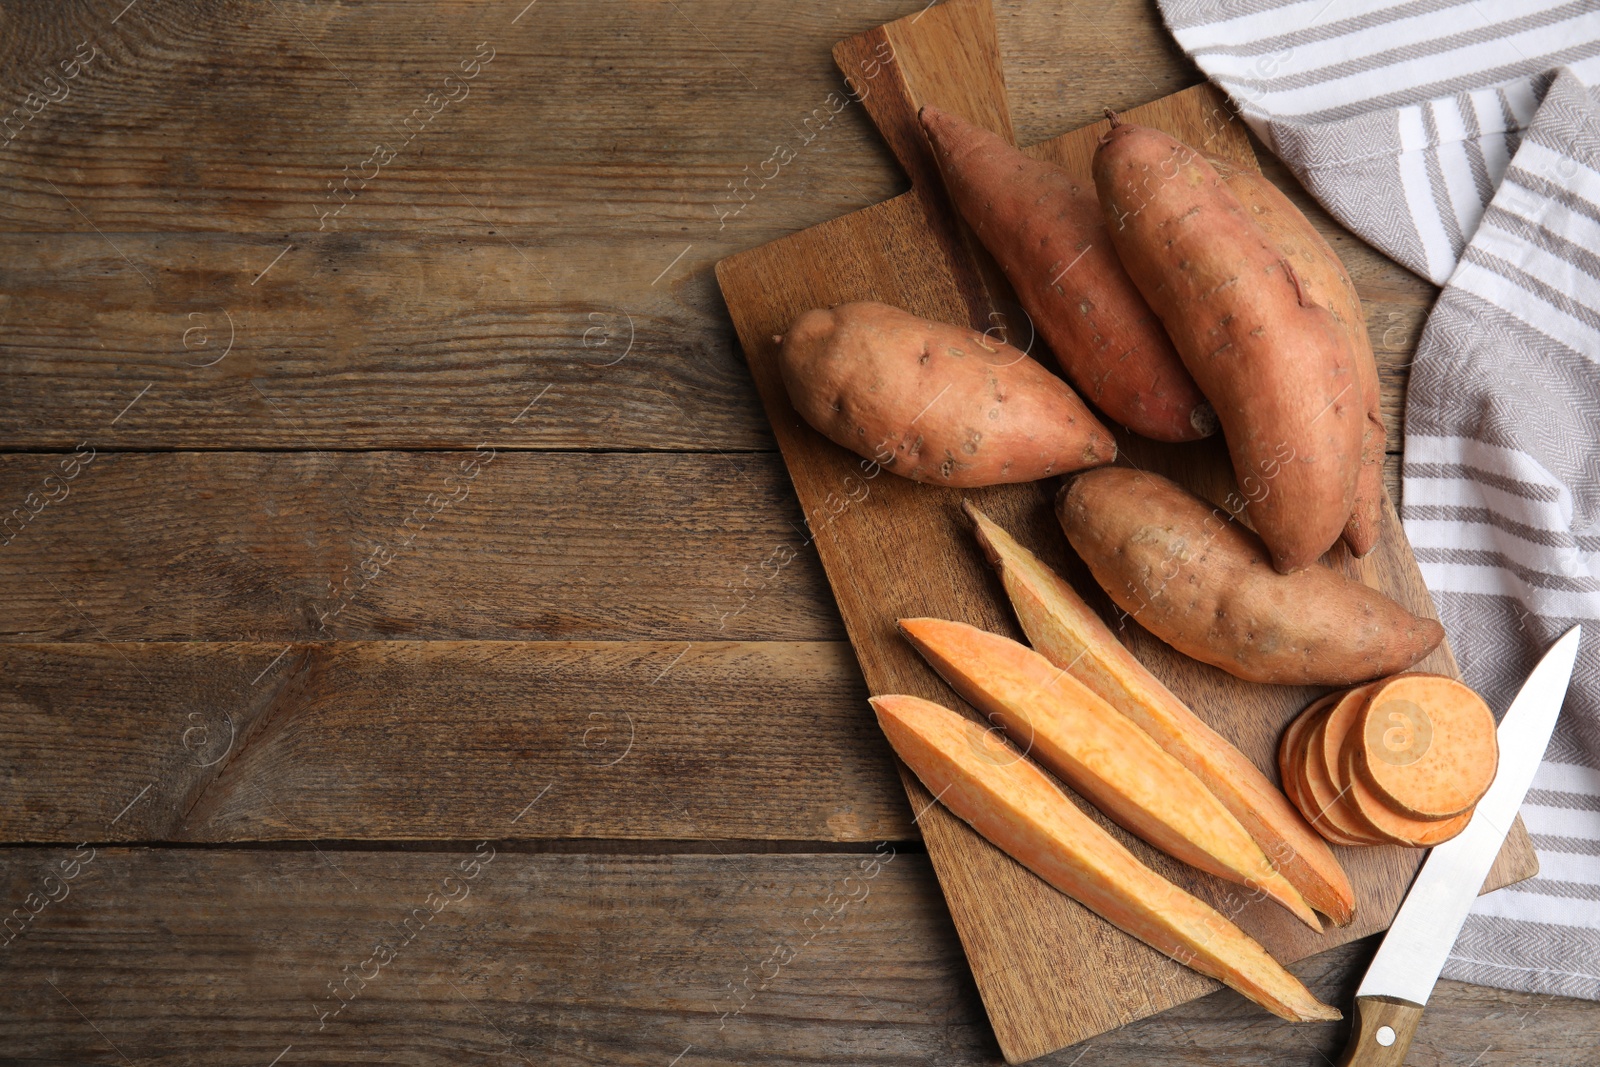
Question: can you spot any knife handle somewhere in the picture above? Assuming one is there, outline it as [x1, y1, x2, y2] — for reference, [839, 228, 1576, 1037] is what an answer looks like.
[1336, 995, 1425, 1066]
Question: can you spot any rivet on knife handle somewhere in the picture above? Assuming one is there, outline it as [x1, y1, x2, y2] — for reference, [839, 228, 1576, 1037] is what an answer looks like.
[1336, 995, 1424, 1066]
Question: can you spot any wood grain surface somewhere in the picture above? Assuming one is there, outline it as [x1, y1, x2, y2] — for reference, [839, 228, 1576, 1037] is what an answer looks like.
[0, 0, 1575, 1063]
[716, 3, 1532, 1060]
[2, 848, 1593, 1067]
[0, 640, 908, 843]
[0, 451, 841, 643]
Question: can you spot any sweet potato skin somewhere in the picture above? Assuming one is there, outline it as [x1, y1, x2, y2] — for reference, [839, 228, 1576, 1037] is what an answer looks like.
[870, 694, 1341, 1023]
[1057, 467, 1445, 686]
[920, 106, 1215, 443]
[966, 503, 1355, 925]
[779, 301, 1115, 487]
[1094, 123, 1363, 572]
[1216, 160, 1385, 557]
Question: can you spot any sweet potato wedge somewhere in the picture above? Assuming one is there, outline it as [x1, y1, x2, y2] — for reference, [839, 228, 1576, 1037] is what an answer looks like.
[1057, 467, 1445, 685]
[919, 105, 1215, 442]
[1354, 674, 1498, 820]
[779, 301, 1115, 487]
[966, 503, 1354, 925]
[898, 616, 1320, 930]
[1213, 158, 1386, 557]
[1094, 121, 1363, 572]
[870, 694, 1341, 1022]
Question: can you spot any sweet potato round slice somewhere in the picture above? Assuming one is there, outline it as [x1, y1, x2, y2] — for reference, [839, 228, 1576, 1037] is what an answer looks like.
[1355, 673, 1498, 820]
[1277, 695, 1329, 811]
[1281, 698, 1374, 847]
[1338, 742, 1474, 847]
[1302, 704, 1387, 846]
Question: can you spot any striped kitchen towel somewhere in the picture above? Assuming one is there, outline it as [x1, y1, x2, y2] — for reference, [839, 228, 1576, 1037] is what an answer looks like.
[1156, 0, 1600, 999]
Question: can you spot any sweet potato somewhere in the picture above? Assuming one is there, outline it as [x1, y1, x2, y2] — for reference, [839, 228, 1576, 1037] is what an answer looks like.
[1213, 158, 1386, 556]
[966, 503, 1354, 925]
[1338, 739, 1474, 847]
[898, 616, 1320, 930]
[1302, 691, 1389, 846]
[1281, 695, 1378, 847]
[1056, 467, 1444, 685]
[778, 301, 1115, 487]
[1276, 695, 1326, 831]
[1093, 120, 1363, 572]
[919, 106, 1215, 443]
[1354, 673, 1497, 820]
[870, 694, 1341, 1023]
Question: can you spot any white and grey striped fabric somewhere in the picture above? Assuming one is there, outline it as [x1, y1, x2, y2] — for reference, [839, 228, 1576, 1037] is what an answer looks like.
[1157, 0, 1600, 1000]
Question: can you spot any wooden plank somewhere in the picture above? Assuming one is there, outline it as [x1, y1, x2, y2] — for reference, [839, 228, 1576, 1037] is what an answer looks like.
[0, 235, 779, 451]
[714, 5, 1534, 1053]
[0, 451, 842, 643]
[0, 640, 906, 843]
[1, 848, 1593, 1066]
[0, 0, 911, 237]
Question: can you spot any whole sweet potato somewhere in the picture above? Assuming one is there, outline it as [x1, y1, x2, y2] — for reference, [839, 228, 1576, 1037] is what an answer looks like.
[920, 105, 1215, 443]
[1057, 467, 1444, 686]
[779, 301, 1115, 486]
[1215, 158, 1386, 557]
[1094, 121, 1363, 572]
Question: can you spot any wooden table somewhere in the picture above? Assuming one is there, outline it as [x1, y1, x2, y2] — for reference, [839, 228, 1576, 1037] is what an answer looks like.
[0, 2, 1592, 1063]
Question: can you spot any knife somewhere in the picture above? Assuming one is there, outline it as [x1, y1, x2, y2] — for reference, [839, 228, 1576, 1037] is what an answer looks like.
[1336, 625, 1581, 1066]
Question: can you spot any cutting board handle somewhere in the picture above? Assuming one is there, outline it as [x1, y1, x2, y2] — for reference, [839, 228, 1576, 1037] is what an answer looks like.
[831, 0, 1015, 190]
[831, 0, 1015, 331]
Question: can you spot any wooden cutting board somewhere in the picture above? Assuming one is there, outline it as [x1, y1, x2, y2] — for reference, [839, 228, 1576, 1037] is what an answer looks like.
[714, 1, 1539, 1061]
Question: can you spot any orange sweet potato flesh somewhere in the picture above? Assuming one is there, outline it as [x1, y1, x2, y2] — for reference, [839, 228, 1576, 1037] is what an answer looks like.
[1281, 695, 1380, 847]
[1338, 741, 1473, 847]
[1057, 466, 1445, 685]
[966, 503, 1354, 925]
[779, 301, 1115, 487]
[1303, 692, 1390, 846]
[898, 616, 1320, 930]
[1314, 685, 1474, 847]
[1214, 160, 1386, 558]
[1276, 696, 1326, 833]
[1094, 122, 1363, 572]
[919, 106, 1215, 443]
[1355, 673, 1498, 820]
[870, 694, 1342, 1023]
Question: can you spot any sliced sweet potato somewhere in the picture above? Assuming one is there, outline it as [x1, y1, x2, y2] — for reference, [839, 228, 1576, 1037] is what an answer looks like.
[1316, 687, 1473, 847]
[870, 694, 1342, 1023]
[968, 503, 1354, 925]
[1302, 695, 1389, 846]
[1338, 742, 1474, 847]
[898, 616, 1320, 930]
[1354, 673, 1498, 820]
[1057, 467, 1445, 685]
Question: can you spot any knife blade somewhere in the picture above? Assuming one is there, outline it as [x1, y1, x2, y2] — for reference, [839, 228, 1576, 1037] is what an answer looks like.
[1335, 625, 1581, 1067]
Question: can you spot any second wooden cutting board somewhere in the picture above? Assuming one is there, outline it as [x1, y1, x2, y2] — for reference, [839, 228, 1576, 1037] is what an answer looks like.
[715, 0, 1536, 1061]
